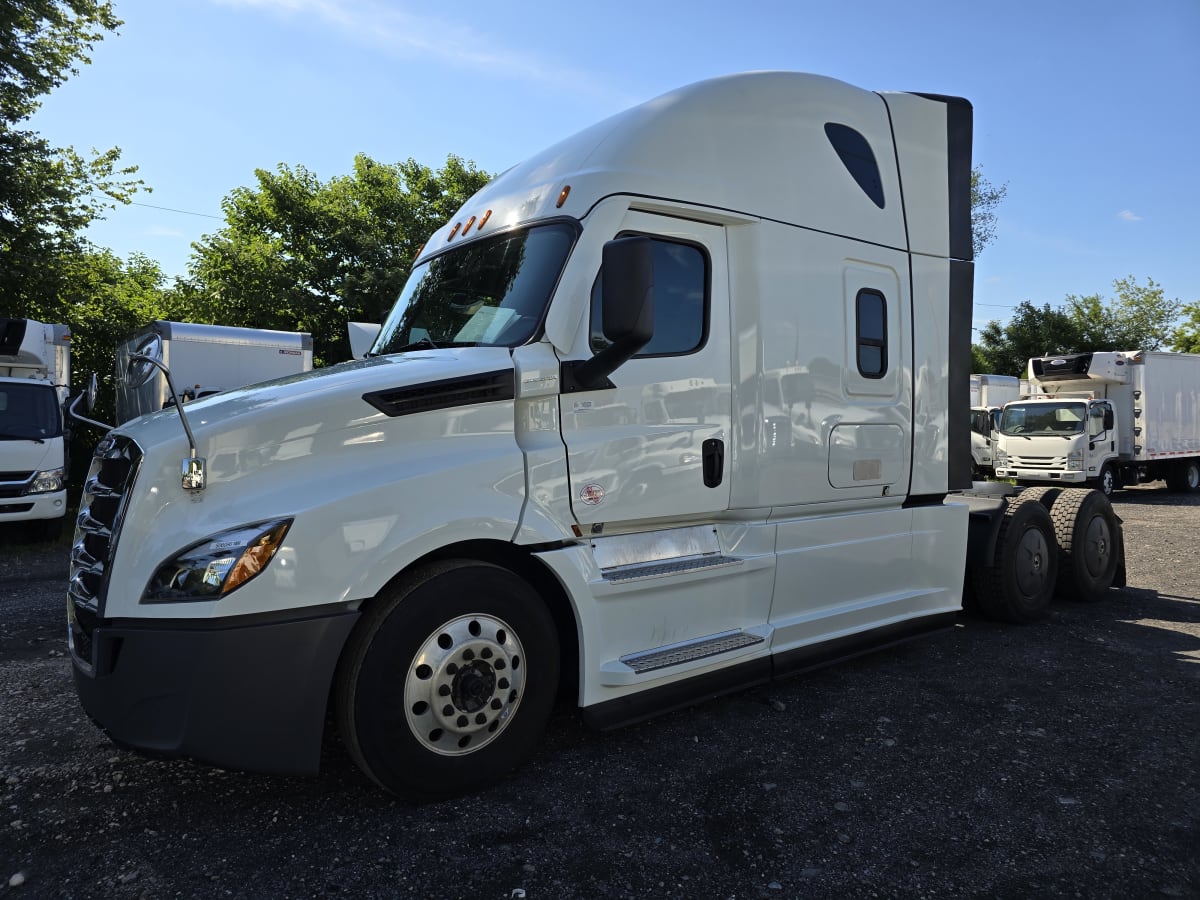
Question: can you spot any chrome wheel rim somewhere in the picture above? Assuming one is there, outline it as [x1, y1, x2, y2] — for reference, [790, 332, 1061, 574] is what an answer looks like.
[404, 614, 525, 756]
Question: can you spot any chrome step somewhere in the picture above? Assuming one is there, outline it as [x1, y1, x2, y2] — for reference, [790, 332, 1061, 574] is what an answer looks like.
[621, 629, 765, 674]
[602, 554, 742, 583]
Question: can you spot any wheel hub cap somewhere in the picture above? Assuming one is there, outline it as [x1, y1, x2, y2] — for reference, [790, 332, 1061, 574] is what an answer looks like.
[404, 615, 524, 756]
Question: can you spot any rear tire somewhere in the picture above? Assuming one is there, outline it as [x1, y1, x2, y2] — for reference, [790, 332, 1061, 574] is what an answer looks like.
[335, 560, 559, 800]
[1047, 488, 1120, 602]
[1164, 459, 1200, 494]
[970, 495, 1059, 624]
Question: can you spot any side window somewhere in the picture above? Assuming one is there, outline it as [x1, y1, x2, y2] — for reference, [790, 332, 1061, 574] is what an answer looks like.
[591, 236, 708, 357]
[855, 289, 887, 378]
[1089, 404, 1107, 437]
[825, 123, 885, 209]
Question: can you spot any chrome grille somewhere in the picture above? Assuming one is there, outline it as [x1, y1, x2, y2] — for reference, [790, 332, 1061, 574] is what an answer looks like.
[1009, 454, 1065, 469]
[68, 435, 141, 661]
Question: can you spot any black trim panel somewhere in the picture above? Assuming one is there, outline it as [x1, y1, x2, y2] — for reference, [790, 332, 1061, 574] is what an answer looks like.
[582, 612, 956, 731]
[947, 258, 975, 491]
[363, 369, 515, 417]
[914, 92, 974, 262]
[71, 607, 359, 775]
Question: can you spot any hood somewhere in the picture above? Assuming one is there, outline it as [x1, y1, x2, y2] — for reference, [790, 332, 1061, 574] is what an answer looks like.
[116, 347, 517, 458]
[0, 437, 63, 472]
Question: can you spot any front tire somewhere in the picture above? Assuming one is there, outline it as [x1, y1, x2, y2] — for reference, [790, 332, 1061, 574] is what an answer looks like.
[970, 495, 1059, 624]
[336, 560, 559, 800]
[1093, 464, 1117, 497]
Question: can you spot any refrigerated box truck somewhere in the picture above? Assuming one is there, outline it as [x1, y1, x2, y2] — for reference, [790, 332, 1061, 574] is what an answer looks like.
[994, 350, 1200, 495]
[114, 321, 313, 424]
[0, 318, 71, 538]
[67, 72, 1125, 800]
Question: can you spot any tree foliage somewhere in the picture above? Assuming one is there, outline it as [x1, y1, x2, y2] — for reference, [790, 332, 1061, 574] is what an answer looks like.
[185, 154, 491, 365]
[1, 0, 145, 318]
[1169, 301, 1200, 354]
[974, 276, 1184, 376]
[970, 165, 1006, 258]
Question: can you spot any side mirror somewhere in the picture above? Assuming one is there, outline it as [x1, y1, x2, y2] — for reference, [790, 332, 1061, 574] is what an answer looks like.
[1103, 409, 1114, 430]
[561, 236, 654, 392]
[85, 372, 98, 412]
[126, 332, 163, 388]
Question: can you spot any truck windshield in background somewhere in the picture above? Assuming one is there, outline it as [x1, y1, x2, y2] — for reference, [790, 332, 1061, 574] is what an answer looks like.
[0, 381, 62, 440]
[999, 401, 1086, 436]
[372, 222, 577, 354]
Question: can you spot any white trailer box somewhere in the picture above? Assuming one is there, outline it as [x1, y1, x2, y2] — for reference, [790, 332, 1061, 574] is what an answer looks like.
[67, 72, 1125, 801]
[0, 318, 71, 537]
[114, 321, 313, 424]
[995, 350, 1200, 494]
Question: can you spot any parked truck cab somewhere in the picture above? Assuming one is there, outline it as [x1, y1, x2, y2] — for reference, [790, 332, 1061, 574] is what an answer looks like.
[66, 72, 1122, 800]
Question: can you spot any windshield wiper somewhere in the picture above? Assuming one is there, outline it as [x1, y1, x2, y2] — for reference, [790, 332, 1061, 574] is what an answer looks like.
[396, 336, 441, 352]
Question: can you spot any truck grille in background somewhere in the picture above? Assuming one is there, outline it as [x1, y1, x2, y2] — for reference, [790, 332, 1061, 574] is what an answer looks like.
[0, 471, 36, 499]
[1008, 454, 1065, 469]
[68, 435, 141, 664]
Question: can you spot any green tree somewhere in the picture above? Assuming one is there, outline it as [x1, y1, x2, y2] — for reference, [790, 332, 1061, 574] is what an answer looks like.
[185, 154, 491, 365]
[970, 165, 1006, 258]
[1065, 276, 1180, 351]
[1, 1, 145, 316]
[1169, 301, 1200, 354]
[974, 301, 1082, 377]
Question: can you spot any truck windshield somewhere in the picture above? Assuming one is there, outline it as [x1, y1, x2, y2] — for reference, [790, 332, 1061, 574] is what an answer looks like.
[0, 381, 62, 440]
[998, 401, 1086, 436]
[372, 222, 576, 354]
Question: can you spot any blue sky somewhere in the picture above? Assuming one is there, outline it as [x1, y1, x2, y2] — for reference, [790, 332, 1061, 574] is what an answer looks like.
[28, 0, 1200, 335]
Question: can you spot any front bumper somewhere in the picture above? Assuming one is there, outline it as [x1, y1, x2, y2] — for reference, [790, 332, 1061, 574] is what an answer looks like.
[0, 489, 67, 522]
[994, 468, 1087, 484]
[69, 605, 359, 776]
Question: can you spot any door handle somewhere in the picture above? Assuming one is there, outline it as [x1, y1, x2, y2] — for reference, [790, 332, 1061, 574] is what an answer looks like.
[702, 438, 724, 488]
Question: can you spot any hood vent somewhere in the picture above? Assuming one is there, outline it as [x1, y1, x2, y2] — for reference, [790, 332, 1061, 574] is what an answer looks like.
[363, 369, 515, 418]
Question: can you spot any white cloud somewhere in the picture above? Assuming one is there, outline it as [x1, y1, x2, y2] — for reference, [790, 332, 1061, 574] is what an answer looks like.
[211, 0, 631, 106]
[1118, 209, 1143, 222]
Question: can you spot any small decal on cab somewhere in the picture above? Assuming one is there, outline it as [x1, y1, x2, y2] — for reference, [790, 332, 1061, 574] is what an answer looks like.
[579, 483, 605, 506]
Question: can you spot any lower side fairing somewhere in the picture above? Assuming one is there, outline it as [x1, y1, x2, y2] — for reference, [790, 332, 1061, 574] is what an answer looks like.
[70, 603, 358, 775]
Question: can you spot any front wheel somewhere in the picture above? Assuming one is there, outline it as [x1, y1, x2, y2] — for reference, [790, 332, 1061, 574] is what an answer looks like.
[970, 494, 1059, 624]
[1099, 463, 1118, 497]
[336, 560, 559, 800]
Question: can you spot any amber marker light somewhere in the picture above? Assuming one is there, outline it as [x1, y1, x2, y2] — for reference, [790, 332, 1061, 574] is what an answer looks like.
[463, 215, 476, 231]
[447, 222, 462, 241]
[556, 186, 571, 208]
[222, 520, 292, 595]
[477, 209, 492, 230]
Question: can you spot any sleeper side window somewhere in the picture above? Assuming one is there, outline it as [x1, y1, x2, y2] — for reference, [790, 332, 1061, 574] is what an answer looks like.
[856, 289, 887, 378]
[590, 235, 709, 357]
[825, 123, 886, 209]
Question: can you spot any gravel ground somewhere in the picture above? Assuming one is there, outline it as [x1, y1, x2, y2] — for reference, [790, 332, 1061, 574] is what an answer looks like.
[1, 485, 1197, 899]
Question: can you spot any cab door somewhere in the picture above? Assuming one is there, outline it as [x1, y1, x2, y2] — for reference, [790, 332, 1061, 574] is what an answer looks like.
[559, 213, 731, 526]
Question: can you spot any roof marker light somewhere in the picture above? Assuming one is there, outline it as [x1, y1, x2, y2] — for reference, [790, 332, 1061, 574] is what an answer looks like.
[463, 215, 476, 232]
[556, 186, 571, 208]
[447, 222, 462, 241]
[477, 209, 491, 230]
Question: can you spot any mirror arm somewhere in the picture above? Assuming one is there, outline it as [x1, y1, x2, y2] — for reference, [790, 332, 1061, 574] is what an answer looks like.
[66, 393, 112, 432]
[129, 353, 200, 458]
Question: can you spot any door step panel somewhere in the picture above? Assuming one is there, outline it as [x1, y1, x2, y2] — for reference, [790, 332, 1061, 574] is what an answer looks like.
[602, 553, 741, 583]
[600, 626, 772, 686]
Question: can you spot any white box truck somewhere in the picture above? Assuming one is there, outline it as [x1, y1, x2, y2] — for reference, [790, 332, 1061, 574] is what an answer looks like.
[969, 373, 1021, 477]
[0, 318, 71, 539]
[66, 72, 1125, 799]
[994, 350, 1200, 495]
[114, 321, 314, 424]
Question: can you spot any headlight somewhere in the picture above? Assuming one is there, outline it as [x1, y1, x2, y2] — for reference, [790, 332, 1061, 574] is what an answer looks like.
[142, 518, 293, 603]
[994, 449, 1008, 467]
[26, 468, 65, 494]
[1066, 450, 1083, 471]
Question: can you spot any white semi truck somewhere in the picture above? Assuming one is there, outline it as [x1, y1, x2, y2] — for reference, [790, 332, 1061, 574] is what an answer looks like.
[969, 373, 1021, 478]
[0, 318, 71, 539]
[67, 72, 1124, 799]
[114, 321, 313, 425]
[994, 350, 1200, 495]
